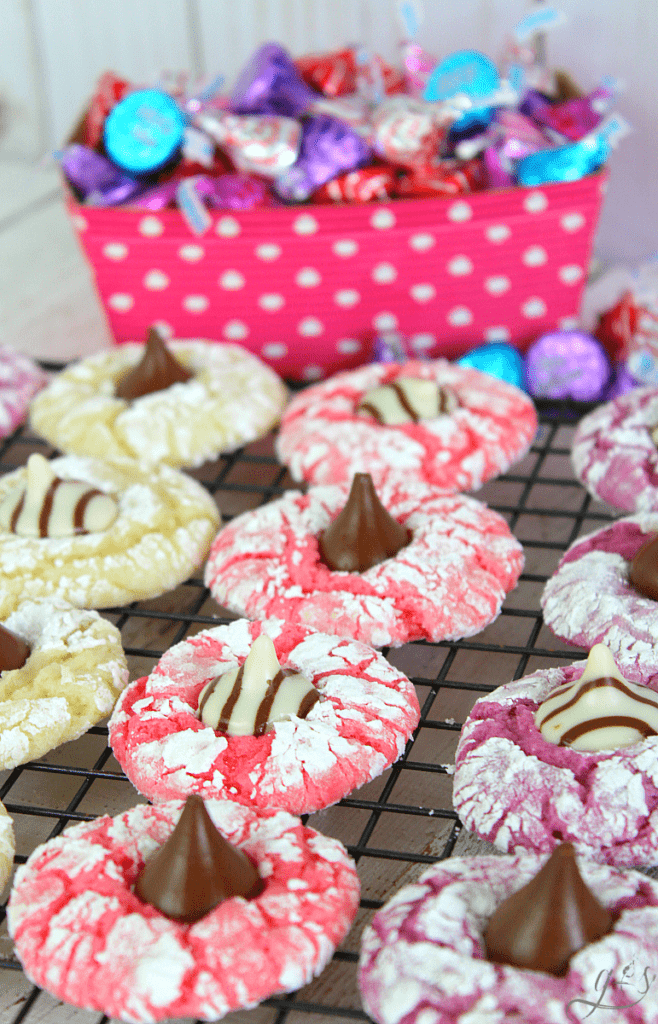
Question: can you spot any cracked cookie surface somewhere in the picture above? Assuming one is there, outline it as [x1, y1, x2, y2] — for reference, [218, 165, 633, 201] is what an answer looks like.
[8, 798, 359, 1023]
[0, 455, 219, 615]
[0, 598, 128, 768]
[0, 801, 14, 893]
[453, 658, 658, 866]
[108, 618, 420, 815]
[275, 360, 537, 491]
[204, 480, 524, 648]
[29, 341, 288, 469]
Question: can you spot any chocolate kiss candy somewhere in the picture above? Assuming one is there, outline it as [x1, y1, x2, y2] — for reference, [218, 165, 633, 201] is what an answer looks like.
[134, 794, 263, 922]
[629, 533, 658, 600]
[0, 623, 30, 671]
[318, 472, 410, 572]
[483, 843, 613, 976]
[115, 326, 193, 401]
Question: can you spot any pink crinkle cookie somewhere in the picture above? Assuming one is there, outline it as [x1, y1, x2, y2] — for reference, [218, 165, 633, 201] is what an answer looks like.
[453, 659, 658, 867]
[275, 360, 537, 490]
[8, 798, 359, 1023]
[542, 512, 658, 682]
[204, 480, 524, 649]
[358, 851, 658, 1024]
[0, 345, 48, 438]
[108, 618, 420, 814]
[572, 385, 658, 512]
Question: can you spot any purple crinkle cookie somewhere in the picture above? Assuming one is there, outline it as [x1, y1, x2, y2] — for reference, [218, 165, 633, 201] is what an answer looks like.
[542, 513, 658, 682]
[572, 385, 658, 512]
[359, 852, 658, 1024]
[453, 659, 658, 867]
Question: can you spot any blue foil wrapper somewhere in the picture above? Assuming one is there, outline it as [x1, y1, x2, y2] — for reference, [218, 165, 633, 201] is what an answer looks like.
[60, 144, 143, 205]
[274, 114, 373, 202]
[516, 135, 608, 186]
[457, 342, 526, 390]
[525, 330, 611, 401]
[104, 89, 185, 174]
[230, 42, 315, 118]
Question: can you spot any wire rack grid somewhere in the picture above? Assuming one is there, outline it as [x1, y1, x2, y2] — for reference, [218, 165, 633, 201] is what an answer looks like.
[0, 386, 615, 1024]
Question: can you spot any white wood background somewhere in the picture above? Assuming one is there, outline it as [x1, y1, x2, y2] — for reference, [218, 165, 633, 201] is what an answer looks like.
[1, 0, 657, 264]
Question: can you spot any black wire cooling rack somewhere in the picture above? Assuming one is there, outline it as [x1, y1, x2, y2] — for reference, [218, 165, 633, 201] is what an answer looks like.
[0, 387, 616, 1024]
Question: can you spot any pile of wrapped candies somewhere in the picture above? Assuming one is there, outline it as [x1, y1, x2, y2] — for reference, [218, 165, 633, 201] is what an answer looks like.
[59, 7, 628, 219]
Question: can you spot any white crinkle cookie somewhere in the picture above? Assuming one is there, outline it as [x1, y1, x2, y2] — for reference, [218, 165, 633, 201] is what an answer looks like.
[0, 598, 128, 768]
[0, 455, 220, 616]
[29, 341, 288, 469]
[0, 801, 14, 892]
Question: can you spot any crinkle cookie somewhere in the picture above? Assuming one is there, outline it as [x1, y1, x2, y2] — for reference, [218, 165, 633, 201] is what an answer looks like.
[108, 618, 420, 815]
[29, 341, 288, 469]
[358, 851, 658, 1024]
[0, 454, 219, 616]
[453, 657, 658, 867]
[572, 385, 658, 512]
[8, 798, 359, 1023]
[541, 512, 658, 682]
[0, 801, 14, 892]
[0, 345, 48, 438]
[275, 360, 537, 490]
[0, 598, 128, 768]
[203, 480, 524, 649]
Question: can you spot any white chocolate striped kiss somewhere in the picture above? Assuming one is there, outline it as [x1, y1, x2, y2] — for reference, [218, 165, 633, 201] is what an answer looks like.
[0, 454, 118, 538]
[357, 376, 458, 425]
[535, 643, 658, 752]
[198, 633, 319, 737]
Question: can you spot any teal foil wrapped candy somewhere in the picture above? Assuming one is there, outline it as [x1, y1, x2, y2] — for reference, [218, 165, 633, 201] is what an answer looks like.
[457, 342, 526, 390]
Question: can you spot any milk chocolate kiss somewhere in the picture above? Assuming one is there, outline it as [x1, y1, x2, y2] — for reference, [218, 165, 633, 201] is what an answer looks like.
[134, 794, 263, 922]
[0, 623, 30, 671]
[629, 533, 658, 600]
[483, 843, 614, 976]
[115, 327, 193, 401]
[318, 473, 410, 572]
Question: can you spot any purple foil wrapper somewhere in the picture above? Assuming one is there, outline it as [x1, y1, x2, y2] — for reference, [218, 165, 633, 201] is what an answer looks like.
[602, 361, 641, 401]
[494, 109, 549, 161]
[537, 86, 612, 142]
[274, 114, 373, 203]
[525, 330, 611, 402]
[61, 144, 142, 206]
[372, 332, 410, 363]
[483, 146, 515, 189]
[130, 179, 180, 209]
[198, 173, 273, 210]
[230, 42, 315, 118]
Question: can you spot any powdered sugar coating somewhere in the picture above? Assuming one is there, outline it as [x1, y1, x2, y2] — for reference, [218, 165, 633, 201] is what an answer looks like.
[0, 801, 14, 892]
[204, 481, 524, 649]
[453, 658, 658, 866]
[8, 798, 359, 1023]
[358, 851, 658, 1024]
[0, 455, 219, 616]
[275, 360, 537, 491]
[0, 346, 48, 438]
[108, 618, 420, 815]
[29, 341, 288, 469]
[0, 598, 128, 768]
[572, 386, 658, 512]
[542, 513, 658, 682]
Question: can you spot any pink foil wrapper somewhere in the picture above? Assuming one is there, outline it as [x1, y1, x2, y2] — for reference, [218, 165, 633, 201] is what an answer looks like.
[274, 114, 372, 203]
[198, 172, 274, 209]
[538, 85, 614, 142]
[197, 111, 301, 176]
[494, 109, 550, 161]
[371, 95, 451, 168]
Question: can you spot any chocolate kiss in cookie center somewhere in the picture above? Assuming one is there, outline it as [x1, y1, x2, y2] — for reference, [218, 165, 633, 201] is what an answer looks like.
[115, 326, 193, 401]
[319, 473, 410, 573]
[0, 623, 30, 671]
[483, 843, 614, 976]
[134, 794, 264, 922]
[629, 533, 658, 600]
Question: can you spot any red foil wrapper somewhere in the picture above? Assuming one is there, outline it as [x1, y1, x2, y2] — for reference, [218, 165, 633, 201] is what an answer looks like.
[84, 71, 131, 148]
[595, 290, 640, 362]
[395, 157, 484, 198]
[312, 165, 397, 203]
[296, 47, 405, 99]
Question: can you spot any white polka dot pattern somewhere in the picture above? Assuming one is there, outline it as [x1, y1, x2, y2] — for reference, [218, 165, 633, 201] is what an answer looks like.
[69, 172, 606, 380]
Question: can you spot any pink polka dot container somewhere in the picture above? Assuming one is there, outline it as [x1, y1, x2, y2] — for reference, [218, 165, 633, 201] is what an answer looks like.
[64, 171, 607, 382]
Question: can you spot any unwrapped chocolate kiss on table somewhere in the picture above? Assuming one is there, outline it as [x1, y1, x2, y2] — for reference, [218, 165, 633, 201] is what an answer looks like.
[134, 794, 263, 922]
